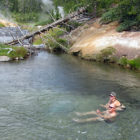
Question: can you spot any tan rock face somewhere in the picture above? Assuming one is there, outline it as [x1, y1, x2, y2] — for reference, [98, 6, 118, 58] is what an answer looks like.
[70, 19, 140, 59]
[0, 19, 17, 27]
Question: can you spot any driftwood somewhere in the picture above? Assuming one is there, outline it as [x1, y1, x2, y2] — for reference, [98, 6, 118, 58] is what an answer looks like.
[5, 7, 87, 45]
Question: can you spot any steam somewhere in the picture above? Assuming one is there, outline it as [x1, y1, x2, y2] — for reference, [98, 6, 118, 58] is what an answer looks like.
[58, 6, 64, 18]
[0, 10, 17, 27]
[41, 0, 54, 10]
[41, 0, 65, 18]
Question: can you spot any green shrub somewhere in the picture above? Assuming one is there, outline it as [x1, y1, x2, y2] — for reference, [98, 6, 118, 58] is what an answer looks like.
[96, 47, 116, 62]
[14, 47, 27, 57]
[118, 57, 128, 66]
[44, 27, 69, 51]
[0, 44, 27, 59]
[101, 8, 120, 24]
[66, 21, 82, 32]
[128, 57, 140, 70]
[0, 23, 5, 27]
[116, 20, 138, 32]
[33, 38, 43, 45]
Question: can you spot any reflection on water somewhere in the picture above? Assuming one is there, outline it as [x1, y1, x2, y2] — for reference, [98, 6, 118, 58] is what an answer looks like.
[0, 51, 139, 140]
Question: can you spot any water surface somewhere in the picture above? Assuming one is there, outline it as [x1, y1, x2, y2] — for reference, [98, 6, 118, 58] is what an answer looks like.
[0, 52, 140, 140]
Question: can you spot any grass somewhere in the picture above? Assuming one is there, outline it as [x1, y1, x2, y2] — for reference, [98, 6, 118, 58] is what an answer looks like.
[0, 23, 5, 27]
[0, 44, 28, 59]
[118, 56, 140, 70]
[96, 47, 116, 62]
[33, 38, 43, 45]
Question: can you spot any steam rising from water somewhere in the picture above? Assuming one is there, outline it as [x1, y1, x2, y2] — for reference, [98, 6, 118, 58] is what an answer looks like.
[41, 0, 54, 10]
[41, 0, 64, 18]
[0, 11, 17, 27]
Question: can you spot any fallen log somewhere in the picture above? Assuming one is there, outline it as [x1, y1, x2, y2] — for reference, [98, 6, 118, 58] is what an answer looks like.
[5, 7, 88, 46]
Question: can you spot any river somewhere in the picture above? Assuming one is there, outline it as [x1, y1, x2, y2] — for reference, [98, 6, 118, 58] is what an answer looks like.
[0, 51, 140, 140]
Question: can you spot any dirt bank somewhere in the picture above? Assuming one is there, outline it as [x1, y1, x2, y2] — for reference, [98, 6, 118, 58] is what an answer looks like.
[69, 19, 140, 60]
[0, 19, 17, 27]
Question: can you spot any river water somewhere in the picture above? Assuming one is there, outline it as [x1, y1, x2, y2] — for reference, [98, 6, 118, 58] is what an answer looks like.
[0, 51, 140, 140]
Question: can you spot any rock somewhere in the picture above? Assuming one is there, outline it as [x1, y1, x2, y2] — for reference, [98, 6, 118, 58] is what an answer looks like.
[0, 56, 11, 62]
[69, 19, 140, 59]
[20, 57, 24, 60]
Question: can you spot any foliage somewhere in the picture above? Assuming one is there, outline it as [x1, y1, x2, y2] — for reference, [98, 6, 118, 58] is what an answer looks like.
[128, 57, 140, 70]
[0, 23, 5, 27]
[0, 0, 42, 13]
[100, 8, 120, 24]
[116, 20, 138, 32]
[118, 56, 140, 70]
[53, 0, 114, 14]
[65, 21, 82, 32]
[33, 38, 43, 45]
[9, 46, 28, 59]
[32, 27, 69, 52]
[0, 44, 27, 59]
[118, 57, 128, 66]
[96, 47, 116, 62]
[44, 27, 69, 51]
[12, 12, 39, 23]
[101, 0, 140, 31]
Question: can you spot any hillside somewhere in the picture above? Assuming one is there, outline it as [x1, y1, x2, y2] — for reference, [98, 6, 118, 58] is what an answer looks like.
[70, 19, 140, 59]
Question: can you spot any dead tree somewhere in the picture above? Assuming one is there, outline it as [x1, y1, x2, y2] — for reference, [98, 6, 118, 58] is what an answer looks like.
[5, 6, 88, 46]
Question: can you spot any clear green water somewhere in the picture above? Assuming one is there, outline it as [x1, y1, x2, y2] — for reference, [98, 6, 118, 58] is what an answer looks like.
[0, 52, 140, 140]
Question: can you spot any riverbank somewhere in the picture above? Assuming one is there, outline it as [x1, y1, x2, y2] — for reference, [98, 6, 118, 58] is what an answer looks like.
[0, 17, 139, 71]
[68, 19, 140, 71]
[0, 44, 29, 61]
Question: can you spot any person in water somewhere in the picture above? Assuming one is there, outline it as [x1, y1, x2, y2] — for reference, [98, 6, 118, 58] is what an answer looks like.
[73, 104, 117, 123]
[100, 92, 126, 111]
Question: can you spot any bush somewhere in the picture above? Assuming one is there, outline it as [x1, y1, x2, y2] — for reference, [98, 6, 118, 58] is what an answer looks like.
[44, 27, 69, 52]
[128, 57, 140, 70]
[101, 8, 120, 24]
[118, 57, 128, 66]
[116, 20, 138, 32]
[118, 56, 140, 70]
[33, 38, 43, 45]
[66, 21, 82, 32]
[0, 23, 5, 27]
[0, 44, 28, 59]
[96, 47, 116, 62]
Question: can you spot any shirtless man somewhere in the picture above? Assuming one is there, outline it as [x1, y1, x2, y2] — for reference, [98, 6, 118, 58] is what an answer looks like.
[100, 92, 126, 111]
[73, 104, 117, 123]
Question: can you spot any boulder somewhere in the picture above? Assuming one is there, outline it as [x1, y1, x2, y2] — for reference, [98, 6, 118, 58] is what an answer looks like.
[0, 56, 11, 62]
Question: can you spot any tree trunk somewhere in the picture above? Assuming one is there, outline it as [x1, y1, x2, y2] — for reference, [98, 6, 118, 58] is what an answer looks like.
[5, 6, 88, 45]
